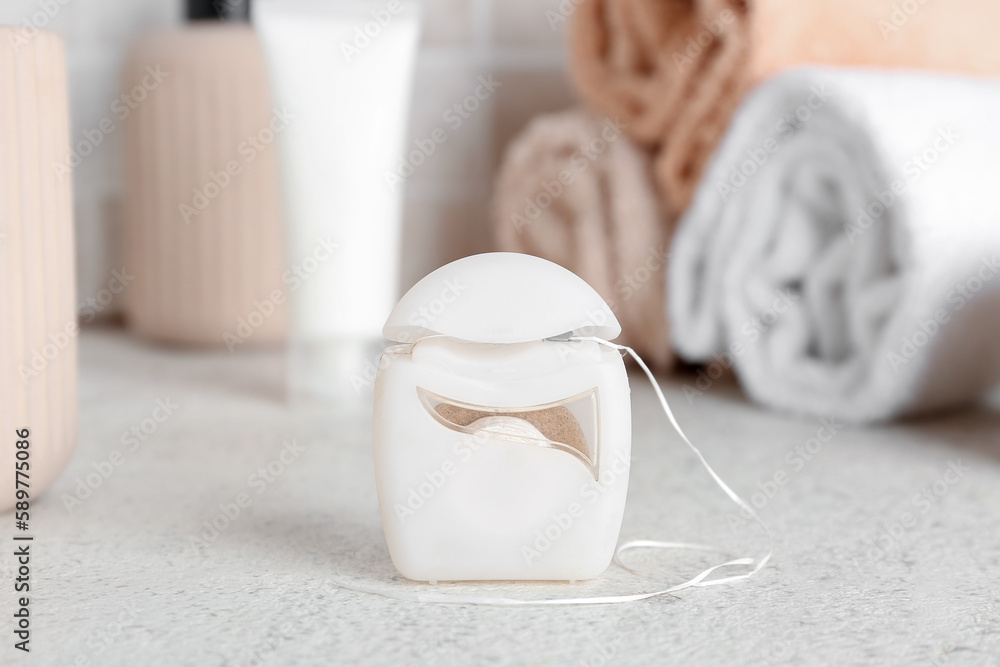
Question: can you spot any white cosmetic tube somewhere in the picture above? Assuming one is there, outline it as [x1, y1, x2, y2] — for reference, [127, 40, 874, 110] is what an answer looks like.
[253, 0, 422, 404]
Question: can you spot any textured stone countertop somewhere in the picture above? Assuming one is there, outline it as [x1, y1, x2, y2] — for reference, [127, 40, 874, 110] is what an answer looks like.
[4, 328, 1000, 666]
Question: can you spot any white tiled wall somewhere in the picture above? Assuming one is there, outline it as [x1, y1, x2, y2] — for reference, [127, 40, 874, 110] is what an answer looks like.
[0, 0, 579, 309]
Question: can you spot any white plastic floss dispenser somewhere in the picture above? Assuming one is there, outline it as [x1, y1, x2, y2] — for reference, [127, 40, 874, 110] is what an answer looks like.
[373, 252, 631, 582]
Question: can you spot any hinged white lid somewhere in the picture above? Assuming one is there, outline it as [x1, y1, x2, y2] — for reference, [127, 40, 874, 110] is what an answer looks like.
[383, 252, 621, 344]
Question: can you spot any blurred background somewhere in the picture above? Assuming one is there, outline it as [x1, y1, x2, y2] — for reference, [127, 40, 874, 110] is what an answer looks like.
[3, 0, 1000, 663]
[1, 0, 576, 301]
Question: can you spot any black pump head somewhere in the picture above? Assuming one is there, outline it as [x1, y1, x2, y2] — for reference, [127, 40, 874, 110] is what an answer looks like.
[186, 0, 250, 21]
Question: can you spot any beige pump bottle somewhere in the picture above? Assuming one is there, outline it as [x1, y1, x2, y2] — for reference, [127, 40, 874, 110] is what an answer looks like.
[122, 0, 286, 348]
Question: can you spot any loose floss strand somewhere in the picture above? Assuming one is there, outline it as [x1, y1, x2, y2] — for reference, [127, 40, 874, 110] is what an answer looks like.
[331, 338, 772, 605]
[579, 337, 773, 588]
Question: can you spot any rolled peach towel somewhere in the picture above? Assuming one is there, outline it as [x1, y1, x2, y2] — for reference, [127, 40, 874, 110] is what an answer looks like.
[570, 0, 1000, 213]
[492, 109, 673, 368]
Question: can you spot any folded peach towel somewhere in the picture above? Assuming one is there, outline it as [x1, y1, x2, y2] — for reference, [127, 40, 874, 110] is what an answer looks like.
[492, 109, 672, 368]
[571, 0, 1000, 213]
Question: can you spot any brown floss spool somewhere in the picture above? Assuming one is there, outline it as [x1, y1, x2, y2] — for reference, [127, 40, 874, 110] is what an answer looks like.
[434, 404, 588, 457]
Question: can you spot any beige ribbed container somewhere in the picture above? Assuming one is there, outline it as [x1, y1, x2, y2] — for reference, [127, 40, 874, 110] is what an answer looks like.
[0, 29, 77, 513]
[123, 25, 286, 347]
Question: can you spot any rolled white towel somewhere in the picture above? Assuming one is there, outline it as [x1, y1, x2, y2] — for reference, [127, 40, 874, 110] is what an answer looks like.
[670, 67, 1000, 423]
